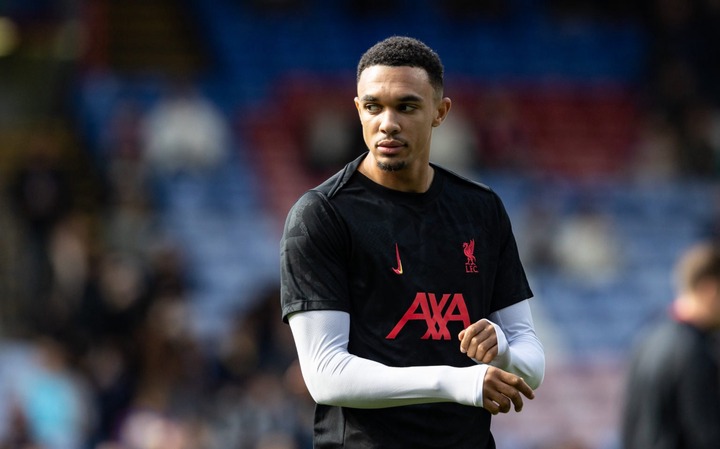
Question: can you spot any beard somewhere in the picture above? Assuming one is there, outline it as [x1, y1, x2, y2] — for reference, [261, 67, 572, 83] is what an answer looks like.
[377, 159, 407, 172]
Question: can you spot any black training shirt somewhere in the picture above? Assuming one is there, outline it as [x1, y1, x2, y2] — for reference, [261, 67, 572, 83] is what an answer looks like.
[281, 153, 532, 449]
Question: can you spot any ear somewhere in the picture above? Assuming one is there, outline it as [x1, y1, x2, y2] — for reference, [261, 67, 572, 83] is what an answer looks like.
[432, 97, 452, 127]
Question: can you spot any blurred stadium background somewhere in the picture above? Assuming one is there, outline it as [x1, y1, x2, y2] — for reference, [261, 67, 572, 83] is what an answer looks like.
[0, 0, 719, 448]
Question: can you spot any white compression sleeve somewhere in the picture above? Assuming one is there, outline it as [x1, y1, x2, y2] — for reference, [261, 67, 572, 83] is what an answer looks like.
[288, 310, 489, 409]
[485, 300, 545, 389]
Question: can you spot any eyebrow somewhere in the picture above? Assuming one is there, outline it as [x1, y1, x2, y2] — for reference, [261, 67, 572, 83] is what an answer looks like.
[359, 94, 424, 103]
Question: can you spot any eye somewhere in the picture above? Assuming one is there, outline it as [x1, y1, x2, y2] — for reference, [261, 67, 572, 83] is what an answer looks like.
[364, 103, 381, 113]
[398, 104, 418, 113]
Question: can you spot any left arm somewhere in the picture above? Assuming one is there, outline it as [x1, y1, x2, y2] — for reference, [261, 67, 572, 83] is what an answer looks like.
[458, 299, 545, 389]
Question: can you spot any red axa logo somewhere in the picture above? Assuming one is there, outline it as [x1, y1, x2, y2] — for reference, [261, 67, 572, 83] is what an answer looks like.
[386, 292, 471, 340]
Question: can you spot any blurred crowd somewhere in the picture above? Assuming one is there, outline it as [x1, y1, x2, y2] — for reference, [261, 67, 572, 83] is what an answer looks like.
[634, 0, 720, 180]
[0, 1, 720, 449]
[0, 86, 311, 449]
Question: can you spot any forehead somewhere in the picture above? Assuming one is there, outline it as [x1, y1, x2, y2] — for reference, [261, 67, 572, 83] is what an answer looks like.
[356, 65, 434, 99]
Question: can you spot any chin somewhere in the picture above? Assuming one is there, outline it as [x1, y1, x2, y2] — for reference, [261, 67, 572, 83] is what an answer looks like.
[377, 159, 407, 172]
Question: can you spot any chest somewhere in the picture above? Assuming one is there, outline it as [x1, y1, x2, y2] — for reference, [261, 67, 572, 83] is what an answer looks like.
[343, 198, 499, 283]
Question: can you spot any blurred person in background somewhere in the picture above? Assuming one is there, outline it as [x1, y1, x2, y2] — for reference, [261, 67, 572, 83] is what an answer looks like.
[8, 129, 73, 319]
[140, 80, 229, 176]
[552, 200, 622, 285]
[473, 90, 531, 172]
[621, 241, 720, 449]
[280, 36, 544, 449]
[210, 288, 311, 449]
[428, 105, 479, 177]
[304, 107, 365, 177]
[11, 336, 94, 449]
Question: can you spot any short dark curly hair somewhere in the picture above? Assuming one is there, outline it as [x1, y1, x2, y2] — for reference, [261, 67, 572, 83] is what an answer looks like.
[356, 36, 444, 95]
[675, 242, 720, 293]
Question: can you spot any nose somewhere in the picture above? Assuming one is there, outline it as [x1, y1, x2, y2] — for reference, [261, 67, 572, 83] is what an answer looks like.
[379, 110, 400, 135]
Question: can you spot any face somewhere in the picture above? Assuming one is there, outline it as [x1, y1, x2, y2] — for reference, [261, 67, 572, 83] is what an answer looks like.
[355, 65, 450, 183]
[685, 277, 720, 329]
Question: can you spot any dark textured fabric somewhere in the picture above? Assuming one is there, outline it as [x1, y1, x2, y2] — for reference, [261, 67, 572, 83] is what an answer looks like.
[622, 319, 720, 449]
[281, 153, 532, 448]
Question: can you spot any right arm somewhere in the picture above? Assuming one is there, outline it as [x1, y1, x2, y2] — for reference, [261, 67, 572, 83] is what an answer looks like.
[289, 309, 533, 412]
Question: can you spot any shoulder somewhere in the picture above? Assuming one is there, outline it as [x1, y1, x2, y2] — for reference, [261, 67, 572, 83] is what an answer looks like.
[432, 163, 494, 194]
[283, 189, 337, 240]
[313, 153, 366, 198]
[432, 164, 510, 220]
[283, 170, 366, 243]
[432, 164, 506, 210]
[285, 154, 366, 225]
[635, 320, 701, 364]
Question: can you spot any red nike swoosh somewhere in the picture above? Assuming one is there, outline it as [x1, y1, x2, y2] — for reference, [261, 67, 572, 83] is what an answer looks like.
[392, 243, 403, 275]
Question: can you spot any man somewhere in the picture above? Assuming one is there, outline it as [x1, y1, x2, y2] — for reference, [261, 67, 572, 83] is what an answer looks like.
[280, 36, 545, 448]
[622, 242, 720, 449]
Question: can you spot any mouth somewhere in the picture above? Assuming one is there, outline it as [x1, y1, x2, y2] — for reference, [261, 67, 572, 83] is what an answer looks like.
[376, 139, 406, 155]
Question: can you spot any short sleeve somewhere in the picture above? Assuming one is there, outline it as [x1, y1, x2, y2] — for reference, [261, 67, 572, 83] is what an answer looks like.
[280, 190, 351, 322]
[490, 193, 533, 313]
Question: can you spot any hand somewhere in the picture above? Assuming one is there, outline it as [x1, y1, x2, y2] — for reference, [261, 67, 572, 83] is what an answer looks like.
[458, 319, 497, 363]
[482, 366, 534, 414]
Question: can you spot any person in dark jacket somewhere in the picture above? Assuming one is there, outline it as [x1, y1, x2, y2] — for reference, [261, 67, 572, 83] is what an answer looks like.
[622, 242, 720, 449]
